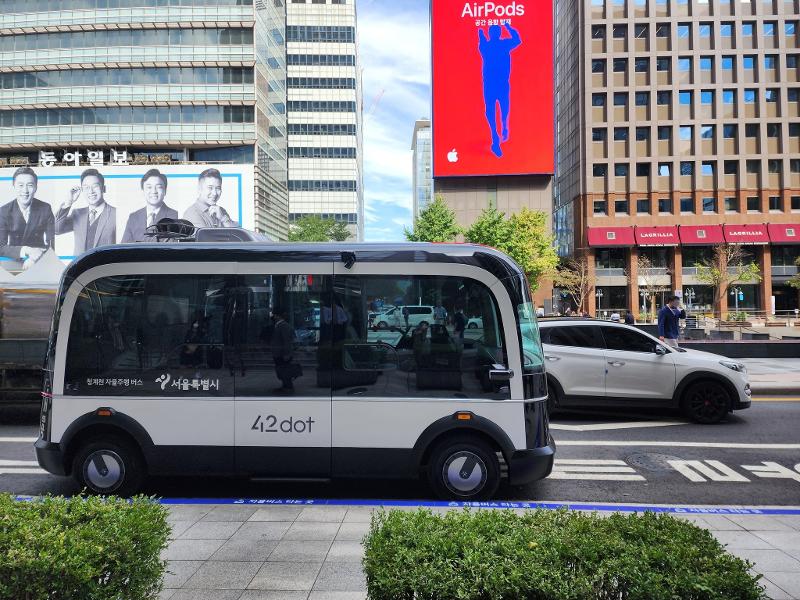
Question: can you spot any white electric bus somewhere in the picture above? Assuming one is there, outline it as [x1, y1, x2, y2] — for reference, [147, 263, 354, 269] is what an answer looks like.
[36, 243, 554, 500]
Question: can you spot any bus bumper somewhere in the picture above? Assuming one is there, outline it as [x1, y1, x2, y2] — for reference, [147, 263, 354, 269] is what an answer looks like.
[35, 438, 66, 476]
[508, 436, 555, 486]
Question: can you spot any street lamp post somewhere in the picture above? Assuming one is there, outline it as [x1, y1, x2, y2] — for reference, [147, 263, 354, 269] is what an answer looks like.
[685, 287, 696, 312]
[730, 286, 741, 315]
[596, 288, 604, 317]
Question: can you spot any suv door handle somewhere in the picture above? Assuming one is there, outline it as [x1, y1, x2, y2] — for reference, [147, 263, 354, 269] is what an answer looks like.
[545, 356, 560, 362]
[607, 360, 626, 367]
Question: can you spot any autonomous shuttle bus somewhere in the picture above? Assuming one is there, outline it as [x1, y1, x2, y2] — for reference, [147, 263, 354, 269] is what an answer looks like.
[36, 243, 554, 500]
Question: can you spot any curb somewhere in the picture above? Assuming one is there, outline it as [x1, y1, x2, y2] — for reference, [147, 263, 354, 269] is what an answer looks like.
[749, 387, 800, 396]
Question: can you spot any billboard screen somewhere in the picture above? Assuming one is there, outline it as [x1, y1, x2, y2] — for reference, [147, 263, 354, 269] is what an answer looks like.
[432, 0, 554, 178]
[0, 164, 255, 271]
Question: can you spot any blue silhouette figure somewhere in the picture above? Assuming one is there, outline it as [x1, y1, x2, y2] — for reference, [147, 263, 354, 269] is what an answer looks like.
[478, 24, 522, 157]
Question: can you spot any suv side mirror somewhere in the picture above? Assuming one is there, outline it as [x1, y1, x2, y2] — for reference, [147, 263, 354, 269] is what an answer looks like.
[654, 345, 668, 356]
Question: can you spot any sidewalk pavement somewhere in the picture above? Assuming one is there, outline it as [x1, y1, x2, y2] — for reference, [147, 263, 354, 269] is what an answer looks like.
[158, 503, 800, 600]
[742, 359, 800, 396]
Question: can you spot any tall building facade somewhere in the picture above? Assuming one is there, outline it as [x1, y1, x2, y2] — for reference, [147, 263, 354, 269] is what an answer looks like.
[0, 0, 289, 240]
[555, 0, 800, 318]
[411, 119, 432, 218]
[286, 0, 364, 241]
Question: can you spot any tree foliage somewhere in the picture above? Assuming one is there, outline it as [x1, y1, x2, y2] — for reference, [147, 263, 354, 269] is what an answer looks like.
[465, 207, 558, 291]
[553, 252, 592, 314]
[695, 244, 762, 318]
[789, 257, 800, 290]
[288, 215, 351, 242]
[404, 195, 462, 242]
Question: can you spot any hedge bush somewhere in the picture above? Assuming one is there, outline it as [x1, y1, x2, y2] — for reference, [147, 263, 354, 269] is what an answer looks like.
[363, 509, 766, 600]
[0, 494, 170, 600]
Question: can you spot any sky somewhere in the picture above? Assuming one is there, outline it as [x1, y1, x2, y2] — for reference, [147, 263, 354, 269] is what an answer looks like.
[357, 0, 431, 242]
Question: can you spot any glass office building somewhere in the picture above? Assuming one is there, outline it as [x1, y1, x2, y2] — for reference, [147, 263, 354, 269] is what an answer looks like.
[411, 119, 432, 219]
[0, 0, 289, 240]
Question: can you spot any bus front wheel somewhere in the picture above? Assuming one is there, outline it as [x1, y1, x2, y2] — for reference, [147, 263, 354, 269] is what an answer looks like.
[427, 435, 500, 501]
[72, 436, 145, 497]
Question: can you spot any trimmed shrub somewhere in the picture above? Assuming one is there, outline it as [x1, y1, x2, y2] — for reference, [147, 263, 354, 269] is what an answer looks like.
[363, 509, 765, 600]
[0, 494, 170, 600]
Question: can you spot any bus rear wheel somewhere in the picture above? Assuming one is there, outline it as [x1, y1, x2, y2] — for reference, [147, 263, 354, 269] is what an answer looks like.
[72, 436, 145, 497]
[427, 436, 500, 501]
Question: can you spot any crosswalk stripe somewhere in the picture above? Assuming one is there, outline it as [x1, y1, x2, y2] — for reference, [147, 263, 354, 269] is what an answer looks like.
[548, 473, 646, 481]
[0, 437, 37, 443]
[0, 468, 47, 475]
[0, 460, 39, 467]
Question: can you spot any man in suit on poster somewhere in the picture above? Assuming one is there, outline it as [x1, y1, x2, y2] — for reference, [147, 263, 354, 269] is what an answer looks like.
[0, 166, 55, 269]
[121, 168, 178, 243]
[182, 168, 236, 229]
[55, 168, 117, 255]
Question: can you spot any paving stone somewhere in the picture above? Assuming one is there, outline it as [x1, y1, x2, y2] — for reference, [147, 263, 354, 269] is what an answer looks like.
[249, 507, 306, 522]
[308, 593, 367, 600]
[712, 530, 774, 550]
[232, 521, 293, 541]
[239, 592, 309, 600]
[168, 521, 199, 540]
[202, 506, 259, 522]
[248, 561, 322, 591]
[163, 561, 203, 588]
[754, 532, 800, 551]
[311, 563, 366, 592]
[183, 561, 262, 590]
[158, 589, 177, 600]
[325, 541, 364, 563]
[284, 522, 340, 541]
[162, 539, 226, 561]
[169, 590, 243, 600]
[296, 507, 348, 523]
[696, 515, 744, 531]
[759, 578, 793, 600]
[763, 572, 800, 599]
[212, 539, 279, 562]
[334, 523, 369, 542]
[775, 516, 800, 532]
[268, 540, 331, 562]
[727, 515, 796, 532]
[668, 514, 711, 528]
[179, 521, 244, 540]
[728, 548, 800, 573]
[343, 508, 374, 523]
[167, 505, 212, 522]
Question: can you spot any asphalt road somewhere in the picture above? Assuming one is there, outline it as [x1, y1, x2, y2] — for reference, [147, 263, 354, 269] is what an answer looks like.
[1, 399, 799, 506]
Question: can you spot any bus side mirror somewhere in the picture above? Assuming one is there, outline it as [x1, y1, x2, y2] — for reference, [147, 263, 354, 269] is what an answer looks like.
[489, 364, 514, 382]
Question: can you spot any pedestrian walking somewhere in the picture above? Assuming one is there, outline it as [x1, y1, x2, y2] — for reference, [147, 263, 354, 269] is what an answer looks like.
[658, 296, 686, 348]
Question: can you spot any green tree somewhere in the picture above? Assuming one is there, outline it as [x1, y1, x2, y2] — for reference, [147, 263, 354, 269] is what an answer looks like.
[404, 195, 462, 242]
[695, 244, 762, 319]
[288, 215, 351, 242]
[789, 257, 800, 290]
[465, 207, 558, 291]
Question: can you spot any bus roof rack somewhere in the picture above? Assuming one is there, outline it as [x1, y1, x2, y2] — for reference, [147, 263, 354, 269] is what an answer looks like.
[144, 218, 271, 243]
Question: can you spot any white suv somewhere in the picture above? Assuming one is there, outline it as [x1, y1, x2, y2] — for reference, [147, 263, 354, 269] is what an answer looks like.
[374, 305, 434, 330]
[539, 319, 751, 424]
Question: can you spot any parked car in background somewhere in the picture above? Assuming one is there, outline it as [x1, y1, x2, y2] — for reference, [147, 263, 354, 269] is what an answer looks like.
[467, 317, 483, 329]
[539, 319, 751, 424]
[374, 305, 434, 330]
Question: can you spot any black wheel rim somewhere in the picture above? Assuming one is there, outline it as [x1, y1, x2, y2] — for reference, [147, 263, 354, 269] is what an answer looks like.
[442, 450, 487, 497]
[83, 450, 125, 493]
[688, 385, 727, 422]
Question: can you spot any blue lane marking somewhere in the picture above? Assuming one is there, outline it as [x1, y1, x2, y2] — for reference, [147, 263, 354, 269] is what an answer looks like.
[13, 496, 792, 515]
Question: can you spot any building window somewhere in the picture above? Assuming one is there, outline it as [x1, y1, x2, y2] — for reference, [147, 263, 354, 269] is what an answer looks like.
[592, 59, 606, 73]
[677, 24, 690, 38]
[592, 25, 606, 39]
[657, 126, 671, 140]
[679, 91, 692, 105]
[636, 163, 650, 177]
[767, 123, 781, 138]
[635, 127, 650, 141]
[592, 128, 607, 141]
[615, 199, 629, 214]
[720, 23, 733, 38]
[287, 54, 356, 66]
[594, 199, 608, 214]
[765, 55, 778, 69]
[592, 93, 606, 107]
[613, 25, 627, 39]
[288, 124, 357, 136]
[791, 196, 800, 211]
[680, 161, 694, 176]
[593, 165, 608, 177]
[700, 90, 714, 104]
[743, 56, 755, 70]
[769, 196, 782, 211]
[723, 160, 738, 175]
[680, 197, 694, 213]
[288, 180, 358, 192]
[656, 57, 671, 72]
[766, 89, 779, 103]
[659, 163, 671, 176]
[288, 147, 357, 159]
[721, 56, 734, 70]
[656, 91, 672, 106]
[747, 196, 760, 212]
[702, 197, 717, 213]
[636, 198, 651, 213]
[699, 57, 713, 71]
[287, 77, 356, 90]
[678, 57, 692, 72]
[634, 24, 648, 39]
[613, 58, 627, 73]
[768, 159, 782, 173]
[679, 125, 693, 141]
[614, 93, 628, 106]
[658, 198, 673, 213]
[656, 23, 670, 38]
[700, 125, 714, 139]
[746, 160, 761, 174]
[722, 89, 735, 104]
[287, 101, 357, 113]
[791, 159, 800, 173]
[286, 25, 355, 43]
[634, 59, 649, 73]
[723, 124, 737, 139]
[614, 127, 628, 141]
[745, 123, 760, 137]
[614, 164, 629, 177]
[725, 197, 739, 212]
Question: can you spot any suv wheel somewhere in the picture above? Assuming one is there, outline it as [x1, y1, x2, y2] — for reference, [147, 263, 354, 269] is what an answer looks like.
[427, 435, 500, 500]
[72, 436, 146, 496]
[681, 381, 730, 424]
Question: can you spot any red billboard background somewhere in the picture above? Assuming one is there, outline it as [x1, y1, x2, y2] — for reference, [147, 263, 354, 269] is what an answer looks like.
[432, 0, 554, 178]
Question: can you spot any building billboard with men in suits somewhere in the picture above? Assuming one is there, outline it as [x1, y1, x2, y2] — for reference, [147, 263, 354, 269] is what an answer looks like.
[0, 163, 255, 271]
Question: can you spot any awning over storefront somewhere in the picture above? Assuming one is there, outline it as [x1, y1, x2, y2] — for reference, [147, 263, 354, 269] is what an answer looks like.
[678, 225, 724, 246]
[587, 227, 635, 247]
[635, 226, 679, 246]
[723, 224, 770, 245]
[768, 224, 800, 244]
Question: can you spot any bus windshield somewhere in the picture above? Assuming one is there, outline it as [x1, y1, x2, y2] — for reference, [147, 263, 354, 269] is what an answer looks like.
[518, 301, 544, 373]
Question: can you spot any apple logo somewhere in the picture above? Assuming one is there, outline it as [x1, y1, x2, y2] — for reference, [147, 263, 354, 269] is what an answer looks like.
[447, 148, 458, 163]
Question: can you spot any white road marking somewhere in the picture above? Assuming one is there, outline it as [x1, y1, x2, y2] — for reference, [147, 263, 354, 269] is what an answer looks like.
[0, 460, 39, 467]
[551, 421, 687, 432]
[0, 437, 37, 443]
[742, 462, 800, 483]
[668, 460, 750, 483]
[0, 469, 47, 475]
[558, 441, 800, 450]
[550, 458, 646, 481]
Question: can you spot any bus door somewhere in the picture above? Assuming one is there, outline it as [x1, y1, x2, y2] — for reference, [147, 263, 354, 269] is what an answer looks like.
[232, 269, 334, 478]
